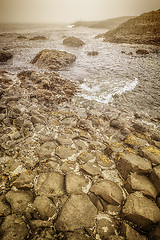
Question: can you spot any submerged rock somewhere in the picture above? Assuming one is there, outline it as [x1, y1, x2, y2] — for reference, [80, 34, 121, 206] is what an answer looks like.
[31, 49, 76, 70]
[87, 51, 99, 56]
[0, 51, 13, 62]
[63, 37, 85, 47]
[136, 49, 149, 55]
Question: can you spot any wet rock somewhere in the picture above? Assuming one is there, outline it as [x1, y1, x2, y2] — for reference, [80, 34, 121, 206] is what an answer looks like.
[34, 171, 65, 198]
[90, 180, 124, 205]
[0, 51, 13, 62]
[117, 153, 152, 179]
[153, 140, 160, 149]
[56, 194, 97, 231]
[63, 37, 85, 47]
[87, 51, 99, 56]
[0, 202, 11, 217]
[31, 49, 76, 71]
[55, 145, 75, 159]
[33, 196, 56, 220]
[136, 49, 149, 54]
[17, 35, 27, 39]
[12, 172, 34, 189]
[1, 215, 28, 240]
[125, 134, 149, 150]
[96, 214, 117, 239]
[30, 220, 53, 229]
[125, 173, 157, 198]
[38, 141, 56, 159]
[77, 152, 95, 163]
[140, 145, 160, 165]
[5, 190, 33, 214]
[150, 165, 160, 193]
[121, 222, 147, 240]
[122, 192, 160, 230]
[80, 162, 101, 176]
[65, 173, 90, 194]
[29, 35, 46, 40]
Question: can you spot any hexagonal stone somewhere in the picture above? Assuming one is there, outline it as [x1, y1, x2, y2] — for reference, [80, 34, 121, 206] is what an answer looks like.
[1, 215, 28, 240]
[90, 180, 124, 205]
[56, 194, 97, 231]
[125, 135, 148, 150]
[34, 171, 64, 198]
[33, 196, 56, 220]
[125, 173, 157, 198]
[5, 190, 33, 214]
[65, 173, 90, 194]
[122, 192, 160, 230]
[117, 153, 152, 179]
[140, 146, 160, 165]
[55, 145, 75, 159]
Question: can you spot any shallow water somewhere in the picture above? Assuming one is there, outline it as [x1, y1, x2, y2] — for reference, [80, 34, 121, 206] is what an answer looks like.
[0, 23, 160, 105]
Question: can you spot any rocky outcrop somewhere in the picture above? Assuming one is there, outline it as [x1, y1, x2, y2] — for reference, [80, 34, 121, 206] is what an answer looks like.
[31, 49, 76, 70]
[29, 35, 46, 40]
[99, 9, 160, 46]
[63, 37, 85, 47]
[0, 52, 13, 62]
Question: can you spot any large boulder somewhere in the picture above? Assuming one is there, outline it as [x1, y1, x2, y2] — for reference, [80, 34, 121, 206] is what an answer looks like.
[31, 49, 76, 70]
[56, 194, 97, 231]
[122, 192, 160, 230]
[0, 51, 13, 62]
[63, 37, 85, 47]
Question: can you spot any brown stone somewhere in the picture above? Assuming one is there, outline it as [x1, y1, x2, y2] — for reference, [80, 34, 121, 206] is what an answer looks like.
[125, 173, 157, 198]
[33, 196, 56, 220]
[140, 146, 160, 165]
[122, 192, 160, 230]
[56, 194, 97, 231]
[34, 171, 65, 198]
[117, 153, 152, 179]
[63, 37, 85, 47]
[150, 165, 160, 194]
[121, 222, 147, 240]
[65, 173, 90, 194]
[55, 145, 75, 159]
[80, 162, 101, 176]
[90, 180, 124, 205]
[96, 214, 117, 238]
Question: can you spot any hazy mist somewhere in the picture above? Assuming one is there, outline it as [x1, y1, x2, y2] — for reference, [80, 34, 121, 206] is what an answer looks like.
[0, 0, 160, 23]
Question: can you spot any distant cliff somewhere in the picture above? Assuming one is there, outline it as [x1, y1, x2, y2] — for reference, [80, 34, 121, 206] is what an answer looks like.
[99, 9, 160, 46]
[72, 16, 134, 30]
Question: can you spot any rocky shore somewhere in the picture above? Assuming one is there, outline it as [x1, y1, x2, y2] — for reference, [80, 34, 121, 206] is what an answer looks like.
[0, 48, 160, 240]
[98, 9, 160, 46]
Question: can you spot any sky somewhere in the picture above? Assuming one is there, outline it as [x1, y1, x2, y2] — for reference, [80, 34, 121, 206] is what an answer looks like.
[0, 0, 160, 23]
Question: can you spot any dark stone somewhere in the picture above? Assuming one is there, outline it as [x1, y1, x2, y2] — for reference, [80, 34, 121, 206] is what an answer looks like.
[136, 49, 149, 54]
[0, 52, 13, 62]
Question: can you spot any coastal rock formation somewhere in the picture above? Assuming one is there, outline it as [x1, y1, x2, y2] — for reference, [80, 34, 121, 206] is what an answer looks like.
[63, 36, 85, 47]
[31, 49, 76, 70]
[0, 69, 160, 239]
[0, 52, 13, 62]
[99, 9, 160, 45]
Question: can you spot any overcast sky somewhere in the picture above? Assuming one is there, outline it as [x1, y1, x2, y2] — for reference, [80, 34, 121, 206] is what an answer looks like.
[0, 0, 159, 23]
